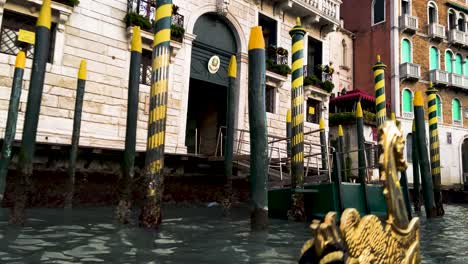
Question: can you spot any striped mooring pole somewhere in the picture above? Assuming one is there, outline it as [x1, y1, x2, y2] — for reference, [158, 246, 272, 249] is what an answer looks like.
[356, 102, 370, 213]
[248, 26, 269, 230]
[11, 0, 51, 224]
[0, 51, 26, 201]
[373, 55, 387, 128]
[412, 120, 421, 212]
[117, 27, 142, 222]
[414, 91, 437, 218]
[140, 0, 172, 228]
[426, 82, 445, 216]
[337, 125, 346, 182]
[286, 109, 292, 164]
[65, 60, 87, 209]
[319, 117, 327, 171]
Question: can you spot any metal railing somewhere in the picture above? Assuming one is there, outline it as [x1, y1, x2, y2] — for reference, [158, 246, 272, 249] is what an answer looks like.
[336, 145, 380, 183]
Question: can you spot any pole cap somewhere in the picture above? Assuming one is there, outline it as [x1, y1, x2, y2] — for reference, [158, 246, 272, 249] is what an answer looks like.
[248, 26, 265, 50]
[338, 125, 344, 137]
[15, 51, 26, 69]
[426, 81, 438, 94]
[319, 118, 325, 130]
[414, 91, 424, 107]
[356, 101, 363, 118]
[286, 109, 291, 123]
[373, 54, 387, 70]
[131, 26, 142, 53]
[78, 60, 87, 80]
[228, 55, 237, 78]
[289, 17, 306, 36]
[37, 0, 52, 29]
[390, 112, 396, 122]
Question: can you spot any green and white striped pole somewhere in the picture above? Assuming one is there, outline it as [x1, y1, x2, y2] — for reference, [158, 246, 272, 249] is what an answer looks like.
[337, 125, 346, 182]
[414, 91, 437, 218]
[373, 55, 387, 128]
[319, 118, 327, 171]
[356, 102, 370, 213]
[412, 121, 421, 212]
[248, 26, 269, 230]
[140, 0, 172, 228]
[11, 0, 52, 224]
[117, 27, 142, 222]
[426, 82, 444, 216]
[65, 60, 87, 209]
[0, 51, 26, 201]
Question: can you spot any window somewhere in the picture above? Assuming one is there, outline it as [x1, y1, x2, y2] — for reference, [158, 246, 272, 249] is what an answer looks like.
[306, 98, 321, 124]
[265, 85, 276, 113]
[372, 0, 385, 25]
[402, 89, 413, 113]
[140, 49, 152, 85]
[401, 0, 410, 15]
[406, 134, 412, 162]
[0, 10, 56, 63]
[430, 47, 439, 70]
[428, 2, 437, 24]
[452, 98, 462, 124]
[436, 95, 442, 118]
[445, 50, 453, 73]
[455, 54, 463, 75]
[458, 14, 466, 31]
[401, 39, 411, 63]
[307, 37, 323, 78]
[465, 57, 468, 77]
[341, 39, 347, 67]
[448, 9, 457, 30]
[258, 13, 277, 51]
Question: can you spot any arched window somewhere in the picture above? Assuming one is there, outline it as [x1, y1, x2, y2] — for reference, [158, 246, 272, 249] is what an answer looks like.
[452, 98, 462, 123]
[406, 133, 413, 162]
[459, 13, 466, 31]
[465, 57, 468, 77]
[455, 54, 463, 74]
[372, 0, 385, 25]
[342, 39, 347, 67]
[402, 89, 413, 113]
[448, 9, 457, 29]
[428, 1, 438, 24]
[401, 39, 411, 63]
[401, 0, 410, 15]
[445, 50, 453, 73]
[430, 47, 439, 70]
[436, 95, 442, 118]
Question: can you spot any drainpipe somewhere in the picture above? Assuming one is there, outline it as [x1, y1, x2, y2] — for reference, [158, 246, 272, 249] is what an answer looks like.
[391, 0, 400, 116]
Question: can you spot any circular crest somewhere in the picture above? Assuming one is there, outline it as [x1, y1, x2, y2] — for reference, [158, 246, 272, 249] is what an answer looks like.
[208, 55, 221, 74]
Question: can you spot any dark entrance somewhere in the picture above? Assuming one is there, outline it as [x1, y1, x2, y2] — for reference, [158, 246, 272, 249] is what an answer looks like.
[185, 13, 238, 155]
[462, 138, 468, 187]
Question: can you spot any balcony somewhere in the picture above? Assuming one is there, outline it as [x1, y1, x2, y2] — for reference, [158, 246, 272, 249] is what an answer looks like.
[448, 29, 465, 46]
[399, 62, 420, 80]
[284, 0, 341, 33]
[428, 23, 446, 40]
[429, 69, 449, 86]
[449, 73, 464, 88]
[399, 15, 418, 33]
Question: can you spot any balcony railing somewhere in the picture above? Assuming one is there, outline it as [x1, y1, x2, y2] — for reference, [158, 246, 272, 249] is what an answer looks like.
[399, 62, 420, 80]
[127, 0, 184, 29]
[291, 0, 340, 26]
[448, 29, 465, 46]
[449, 73, 464, 88]
[428, 23, 445, 39]
[399, 15, 418, 33]
[429, 69, 449, 85]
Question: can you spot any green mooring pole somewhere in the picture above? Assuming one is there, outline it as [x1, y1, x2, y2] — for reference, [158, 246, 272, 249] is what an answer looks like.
[65, 60, 87, 209]
[0, 51, 26, 201]
[286, 109, 292, 163]
[224, 55, 237, 186]
[356, 102, 370, 213]
[337, 125, 346, 182]
[390, 113, 412, 218]
[426, 82, 444, 216]
[248, 26, 268, 230]
[117, 27, 142, 222]
[414, 91, 437, 218]
[412, 120, 421, 212]
[373, 55, 387, 128]
[288, 18, 306, 221]
[319, 118, 327, 171]
[140, 0, 172, 229]
[11, 0, 51, 224]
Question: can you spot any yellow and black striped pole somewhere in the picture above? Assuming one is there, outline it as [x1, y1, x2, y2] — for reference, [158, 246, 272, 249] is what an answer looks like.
[289, 18, 306, 190]
[373, 55, 387, 127]
[286, 109, 292, 162]
[117, 27, 142, 222]
[426, 82, 444, 216]
[319, 118, 327, 171]
[412, 120, 421, 212]
[140, 0, 172, 228]
[12, 0, 51, 224]
[414, 91, 437, 218]
[248, 26, 269, 230]
[65, 60, 87, 209]
[0, 51, 26, 201]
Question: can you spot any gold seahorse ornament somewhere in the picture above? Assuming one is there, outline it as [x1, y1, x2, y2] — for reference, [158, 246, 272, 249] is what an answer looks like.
[300, 121, 421, 264]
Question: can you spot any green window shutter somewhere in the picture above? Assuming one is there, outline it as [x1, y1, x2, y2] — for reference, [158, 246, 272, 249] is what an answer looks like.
[445, 51, 453, 73]
[453, 99, 461, 121]
[430, 47, 439, 70]
[401, 39, 411, 63]
[436, 96, 442, 118]
[465, 57, 468, 76]
[402, 89, 413, 113]
[455, 54, 463, 74]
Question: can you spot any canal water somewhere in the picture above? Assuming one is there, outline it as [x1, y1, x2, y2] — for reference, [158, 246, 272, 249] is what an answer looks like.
[0, 204, 467, 263]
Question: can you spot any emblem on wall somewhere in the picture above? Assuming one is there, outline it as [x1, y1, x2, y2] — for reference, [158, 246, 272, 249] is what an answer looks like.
[208, 55, 221, 74]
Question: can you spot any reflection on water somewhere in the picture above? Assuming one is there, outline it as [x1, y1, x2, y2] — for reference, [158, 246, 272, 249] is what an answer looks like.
[0, 204, 467, 263]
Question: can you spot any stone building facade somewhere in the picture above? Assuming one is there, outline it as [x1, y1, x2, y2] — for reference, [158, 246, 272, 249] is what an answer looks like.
[0, 0, 345, 171]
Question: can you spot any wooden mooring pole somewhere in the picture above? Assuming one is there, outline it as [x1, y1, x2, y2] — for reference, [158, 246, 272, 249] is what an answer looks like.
[356, 101, 370, 214]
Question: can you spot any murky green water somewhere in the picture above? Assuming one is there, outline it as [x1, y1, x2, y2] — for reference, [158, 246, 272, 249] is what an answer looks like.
[0, 204, 467, 263]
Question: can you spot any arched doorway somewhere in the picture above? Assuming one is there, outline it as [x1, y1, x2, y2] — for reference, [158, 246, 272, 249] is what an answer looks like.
[185, 13, 238, 155]
[462, 138, 468, 187]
